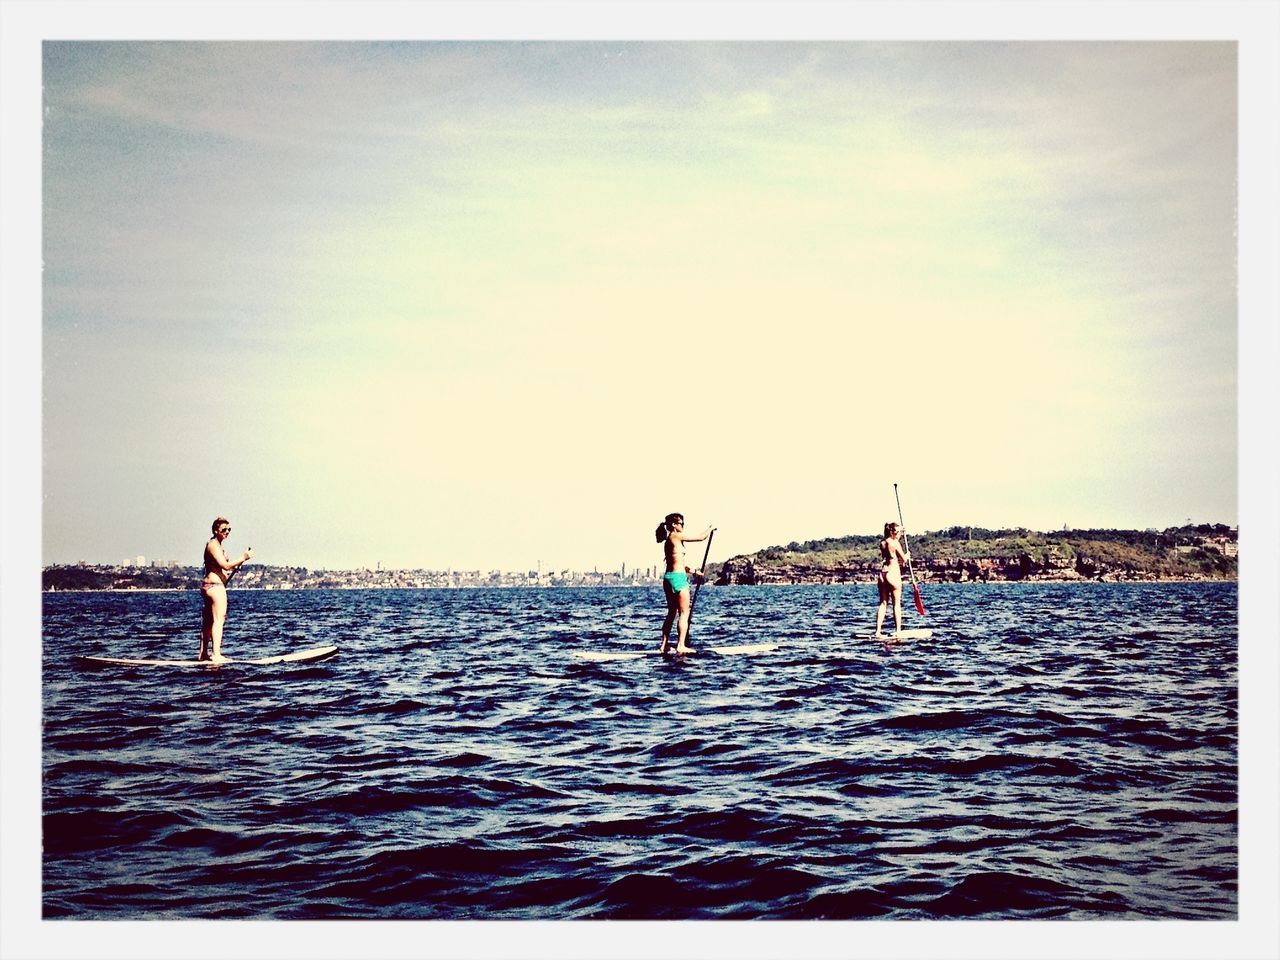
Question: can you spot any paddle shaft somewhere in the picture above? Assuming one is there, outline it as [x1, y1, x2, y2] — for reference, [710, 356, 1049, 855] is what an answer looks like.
[687, 529, 715, 637]
[225, 547, 253, 584]
[893, 484, 926, 615]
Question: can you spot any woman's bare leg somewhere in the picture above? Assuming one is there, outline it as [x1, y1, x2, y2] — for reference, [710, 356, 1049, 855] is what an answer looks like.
[660, 581, 681, 653]
[660, 610, 676, 652]
[209, 587, 228, 662]
[674, 589, 695, 654]
[876, 580, 890, 637]
[199, 594, 213, 660]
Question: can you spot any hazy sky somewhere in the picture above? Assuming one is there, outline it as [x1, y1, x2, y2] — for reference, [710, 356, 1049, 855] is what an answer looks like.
[39, 40, 1240, 571]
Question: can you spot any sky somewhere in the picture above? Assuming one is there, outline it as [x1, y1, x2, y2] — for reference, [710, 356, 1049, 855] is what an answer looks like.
[34, 37, 1247, 574]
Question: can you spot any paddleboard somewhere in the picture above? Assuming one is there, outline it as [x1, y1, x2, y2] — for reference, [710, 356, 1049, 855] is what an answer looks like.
[571, 643, 779, 662]
[862, 629, 933, 641]
[79, 645, 339, 667]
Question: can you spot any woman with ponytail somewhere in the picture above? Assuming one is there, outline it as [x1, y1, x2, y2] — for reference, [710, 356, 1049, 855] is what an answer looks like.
[875, 521, 911, 639]
[655, 512, 714, 655]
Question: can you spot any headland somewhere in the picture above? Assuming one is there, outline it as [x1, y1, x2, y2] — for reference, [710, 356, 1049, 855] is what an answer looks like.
[715, 524, 1237, 586]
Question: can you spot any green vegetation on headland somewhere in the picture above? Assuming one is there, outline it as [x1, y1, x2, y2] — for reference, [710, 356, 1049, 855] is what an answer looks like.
[715, 524, 1238, 585]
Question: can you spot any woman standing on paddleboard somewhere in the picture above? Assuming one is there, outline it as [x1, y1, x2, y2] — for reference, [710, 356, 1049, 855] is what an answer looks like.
[656, 513, 714, 655]
[199, 517, 253, 663]
[875, 521, 911, 639]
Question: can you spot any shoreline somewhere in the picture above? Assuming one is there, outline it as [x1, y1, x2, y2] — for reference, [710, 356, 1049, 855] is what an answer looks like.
[43, 577, 1237, 594]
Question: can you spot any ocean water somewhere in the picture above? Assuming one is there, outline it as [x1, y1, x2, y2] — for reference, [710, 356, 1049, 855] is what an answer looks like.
[42, 582, 1237, 920]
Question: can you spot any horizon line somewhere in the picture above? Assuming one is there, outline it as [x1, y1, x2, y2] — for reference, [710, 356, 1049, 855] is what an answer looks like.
[43, 520, 1240, 573]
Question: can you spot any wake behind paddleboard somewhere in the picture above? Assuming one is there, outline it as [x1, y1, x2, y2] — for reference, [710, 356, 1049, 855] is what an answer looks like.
[79, 645, 339, 667]
[861, 629, 933, 641]
[571, 643, 779, 662]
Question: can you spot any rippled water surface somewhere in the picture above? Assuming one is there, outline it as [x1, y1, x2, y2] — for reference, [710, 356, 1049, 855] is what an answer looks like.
[43, 582, 1237, 919]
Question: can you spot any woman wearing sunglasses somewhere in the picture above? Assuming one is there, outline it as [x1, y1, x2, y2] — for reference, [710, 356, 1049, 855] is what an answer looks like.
[198, 517, 253, 662]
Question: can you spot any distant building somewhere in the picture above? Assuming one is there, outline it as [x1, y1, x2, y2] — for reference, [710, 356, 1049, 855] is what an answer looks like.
[1176, 536, 1239, 557]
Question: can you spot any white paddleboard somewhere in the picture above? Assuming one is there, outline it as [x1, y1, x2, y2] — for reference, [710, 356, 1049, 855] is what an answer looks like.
[861, 629, 933, 641]
[79, 645, 339, 667]
[571, 643, 779, 662]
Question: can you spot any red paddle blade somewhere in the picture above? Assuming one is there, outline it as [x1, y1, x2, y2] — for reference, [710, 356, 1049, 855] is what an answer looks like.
[912, 583, 926, 616]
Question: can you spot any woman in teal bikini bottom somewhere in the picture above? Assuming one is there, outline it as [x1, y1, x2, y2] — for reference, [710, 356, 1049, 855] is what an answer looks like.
[655, 512, 714, 655]
[662, 570, 690, 593]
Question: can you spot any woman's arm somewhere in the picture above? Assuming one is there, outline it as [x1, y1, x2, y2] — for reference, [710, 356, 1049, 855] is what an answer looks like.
[679, 526, 715, 544]
[210, 541, 253, 572]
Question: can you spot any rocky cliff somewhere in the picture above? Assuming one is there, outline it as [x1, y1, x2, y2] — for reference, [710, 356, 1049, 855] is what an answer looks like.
[717, 543, 1233, 585]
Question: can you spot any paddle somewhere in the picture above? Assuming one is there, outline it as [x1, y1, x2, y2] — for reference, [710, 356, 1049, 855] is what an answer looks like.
[687, 528, 716, 639]
[226, 546, 253, 585]
[893, 484, 926, 616]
